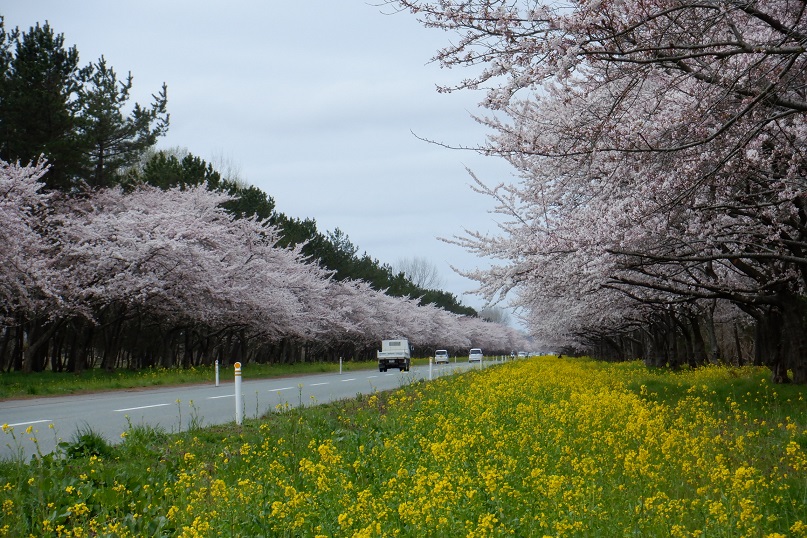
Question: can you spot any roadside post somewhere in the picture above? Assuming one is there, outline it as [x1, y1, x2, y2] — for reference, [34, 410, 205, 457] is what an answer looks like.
[429, 357, 433, 381]
[339, 357, 343, 374]
[215, 360, 220, 387]
[234, 362, 242, 425]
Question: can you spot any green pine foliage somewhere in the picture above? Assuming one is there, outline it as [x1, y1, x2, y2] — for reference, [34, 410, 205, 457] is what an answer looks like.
[0, 21, 82, 190]
[75, 56, 168, 188]
[0, 18, 168, 191]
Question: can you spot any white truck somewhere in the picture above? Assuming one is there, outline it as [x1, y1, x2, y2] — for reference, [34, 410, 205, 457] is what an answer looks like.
[377, 339, 411, 372]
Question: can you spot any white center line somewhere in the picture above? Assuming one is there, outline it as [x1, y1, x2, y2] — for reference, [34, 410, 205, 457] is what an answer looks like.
[268, 387, 295, 392]
[309, 382, 329, 387]
[207, 395, 234, 399]
[113, 403, 171, 412]
[340, 378, 357, 382]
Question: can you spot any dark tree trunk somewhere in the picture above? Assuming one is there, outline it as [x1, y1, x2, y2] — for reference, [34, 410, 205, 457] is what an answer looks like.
[781, 297, 807, 384]
[733, 322, 744, 366]
[749, 296, 807, 384]
[703, 302, 721, 364]
[22, 318, 60, 373]
[0, 326, 11, 372]
[688, 314, 708, 367]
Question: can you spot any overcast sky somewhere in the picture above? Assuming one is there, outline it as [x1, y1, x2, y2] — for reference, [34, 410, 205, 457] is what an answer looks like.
[3, 1, 515, 313]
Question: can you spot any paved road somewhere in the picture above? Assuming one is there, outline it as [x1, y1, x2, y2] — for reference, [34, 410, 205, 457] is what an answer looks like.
[1, 360, 484, 461]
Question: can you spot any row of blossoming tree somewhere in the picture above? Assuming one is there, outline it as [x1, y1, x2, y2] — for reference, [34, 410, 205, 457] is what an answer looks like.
[0, 160, 527, 372]
[392, 1, 807, 382]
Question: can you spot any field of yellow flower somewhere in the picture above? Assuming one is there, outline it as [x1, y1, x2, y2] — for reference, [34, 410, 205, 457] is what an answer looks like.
[2, 356, 806, 537]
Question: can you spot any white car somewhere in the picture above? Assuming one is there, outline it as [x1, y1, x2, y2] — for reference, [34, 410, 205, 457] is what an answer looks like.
[434, 349, 449, 364]
[468, 348, 483, 362]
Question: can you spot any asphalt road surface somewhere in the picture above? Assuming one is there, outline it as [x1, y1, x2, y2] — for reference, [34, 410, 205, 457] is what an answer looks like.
[1, 360, 485, 461]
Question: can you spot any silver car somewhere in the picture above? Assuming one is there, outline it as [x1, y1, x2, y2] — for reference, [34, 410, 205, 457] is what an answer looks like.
[434, 349, 449, 364]
[468, 348, 483, 362]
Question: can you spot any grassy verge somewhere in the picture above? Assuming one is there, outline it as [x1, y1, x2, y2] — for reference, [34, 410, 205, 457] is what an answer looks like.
[1, 356, 806, 537]
[0, 359, 389, 400]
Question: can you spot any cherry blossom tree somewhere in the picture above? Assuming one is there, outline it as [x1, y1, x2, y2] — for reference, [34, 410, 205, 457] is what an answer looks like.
[392, 0, 807, 381]
[53, 183, 345, 367]
[1, 160, 523, 371]
[0, 160, 67, 371]
[0, 160, 51, 321]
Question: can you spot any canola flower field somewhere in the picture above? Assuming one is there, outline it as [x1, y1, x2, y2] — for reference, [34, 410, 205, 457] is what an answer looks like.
[1, 356, 806, 537]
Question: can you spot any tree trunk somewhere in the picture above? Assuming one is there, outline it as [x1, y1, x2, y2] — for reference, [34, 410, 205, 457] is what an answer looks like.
[0, 326, 11, 372]
[753, 311, 771, 369]
[745, 296, 807, 384]
[688, 314, 708, 367]
[703, 302, 721, 364]
[733, 322, 744, 366]
[22, 318, 60, 373]
[781, 297, 807, 384]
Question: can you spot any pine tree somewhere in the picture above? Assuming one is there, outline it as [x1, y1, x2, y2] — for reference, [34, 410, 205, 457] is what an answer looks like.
[0, 19, 169, 191]
[0, 21, 82, 190]
[75, 56, 168, 188]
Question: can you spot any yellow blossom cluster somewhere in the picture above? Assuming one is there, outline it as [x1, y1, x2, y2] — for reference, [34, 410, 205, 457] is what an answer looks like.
[1, 356, 805, 537]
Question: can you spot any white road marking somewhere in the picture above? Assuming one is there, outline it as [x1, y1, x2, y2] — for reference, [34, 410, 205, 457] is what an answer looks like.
[113, 403, 171, 412]
[309, 382, 329, 387]
[269, 387, 295, 392]
[207, 395, 234, 399]
[5, 419, 52, 427]
[340, 378, 357, 382]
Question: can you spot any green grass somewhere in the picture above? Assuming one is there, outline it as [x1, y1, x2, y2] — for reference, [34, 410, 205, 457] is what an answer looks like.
[0, 359, 390, 400]
[1, 357, 805, 537]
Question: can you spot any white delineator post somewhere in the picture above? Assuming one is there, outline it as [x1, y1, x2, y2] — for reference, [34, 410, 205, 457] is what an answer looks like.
[339, 357, 343, 374]
[215, 360, 220, 387]
[234, 362, 243, 425]
[429, 357, 433, 381]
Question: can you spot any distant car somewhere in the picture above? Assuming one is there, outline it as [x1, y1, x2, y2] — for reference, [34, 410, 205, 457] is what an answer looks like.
[518, 351, 527, 358]
[469, 348, 483, 362]
[434, 349, 449, 364]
